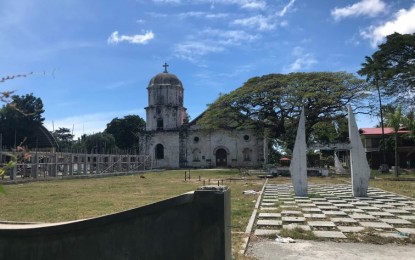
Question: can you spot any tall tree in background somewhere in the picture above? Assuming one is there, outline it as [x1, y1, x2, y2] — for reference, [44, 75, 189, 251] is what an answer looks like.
[377, 33, 415, 104]
[359, 33, 415, 106]
[83, 132, 117, 154]
[358, 33, 415, 170]
[104, 115, 145, 151]
[1, 73, 35, 186]
[358, 55, 388, 168]
[0, 93, 44, 148]
[404, 110, 415, 138]
[52, 127, 74, 150]
[385, 106, 403, 177]
[197, 72, 369, 152]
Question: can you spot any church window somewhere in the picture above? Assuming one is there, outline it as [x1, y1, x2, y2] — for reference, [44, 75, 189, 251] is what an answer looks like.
[194, 136, 199, 143]
[155, 144, 164, 159]
[243, 135, 250, 141]
[243, 148, 251, 161]
[157, 118, 164, 130]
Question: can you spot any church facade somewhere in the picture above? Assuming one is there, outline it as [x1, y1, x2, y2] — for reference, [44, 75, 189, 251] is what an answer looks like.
[139, 65, 268, 169]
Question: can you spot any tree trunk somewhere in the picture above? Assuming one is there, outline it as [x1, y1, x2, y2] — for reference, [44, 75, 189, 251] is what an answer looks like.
[395, 133, 399, 177]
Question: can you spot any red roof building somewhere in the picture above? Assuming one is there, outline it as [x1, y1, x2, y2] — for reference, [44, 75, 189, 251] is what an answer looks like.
[359, 127, 410, 135]
[359, 127, 414, 169]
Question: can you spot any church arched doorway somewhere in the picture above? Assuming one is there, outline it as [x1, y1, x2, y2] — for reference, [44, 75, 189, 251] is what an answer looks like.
[215, 148, 227, 167]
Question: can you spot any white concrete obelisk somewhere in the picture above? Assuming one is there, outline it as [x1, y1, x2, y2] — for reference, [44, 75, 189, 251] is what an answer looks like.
[334, 152, 347, 174]
[348, 105, 371, 197]
[290, 108, 307, 196]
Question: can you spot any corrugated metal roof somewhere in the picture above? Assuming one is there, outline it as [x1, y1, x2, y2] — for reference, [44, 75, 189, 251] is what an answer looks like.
[359, 127, 410, 135]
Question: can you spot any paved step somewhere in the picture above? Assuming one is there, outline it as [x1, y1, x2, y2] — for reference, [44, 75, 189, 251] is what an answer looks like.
[253, 184, 415, 241]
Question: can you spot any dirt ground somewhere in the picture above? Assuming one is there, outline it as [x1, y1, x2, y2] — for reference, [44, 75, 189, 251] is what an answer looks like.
[247, 239, 415, 260]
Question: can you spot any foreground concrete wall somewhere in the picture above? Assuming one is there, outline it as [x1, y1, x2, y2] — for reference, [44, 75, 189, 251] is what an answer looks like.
[0, 186, 231, 260]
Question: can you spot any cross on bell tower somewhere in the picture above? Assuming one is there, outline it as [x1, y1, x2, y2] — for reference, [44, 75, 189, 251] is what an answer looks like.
[163, 62, 169, 73]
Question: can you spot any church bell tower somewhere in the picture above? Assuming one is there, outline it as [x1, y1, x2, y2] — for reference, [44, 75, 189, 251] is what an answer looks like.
[145, 63, 187, 131]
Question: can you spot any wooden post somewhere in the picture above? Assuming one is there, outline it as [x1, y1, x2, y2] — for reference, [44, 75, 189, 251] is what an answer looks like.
[84, 154, 88, 175]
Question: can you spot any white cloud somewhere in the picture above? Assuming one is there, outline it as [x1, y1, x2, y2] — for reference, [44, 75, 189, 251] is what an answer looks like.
[174, 28, 258, 62]
[232, 15, 276, 31]
[178, 11, 205, 18]
[152, 0, 181, 3]
[205, 13, 229, 19]
[283, 47, 317, 72]
[292, 46, 304, 56]
[346, 34, 361, 46]
[280, 20, 289, 27]
[331, 0, 387, 21]
[106, 80, 135, 90]
[361, 4, 415, 47]
[178, 11, 229, 19]
[174, 42, 224, 62]
[107, 31, 154, 45]
[202, 28, 258, 45]
[277, 0, 296, 17]
[146, 12, 168, 18]
[241, 1, 266, 10]
[175, 0, 266, 10]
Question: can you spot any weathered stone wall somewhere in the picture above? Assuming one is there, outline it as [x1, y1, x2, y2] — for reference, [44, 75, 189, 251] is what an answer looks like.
[150, 131, 180, 168]
[0, 186, 231, 260]
[139, 129, 266, 169]
[185, 129, 265, 168]
[146, 84, 186, 131]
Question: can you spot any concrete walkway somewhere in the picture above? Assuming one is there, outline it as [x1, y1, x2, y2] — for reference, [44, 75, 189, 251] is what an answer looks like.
[246, 182, 415, 259]
[248, 240, 415, 260]
[254, 183, 415, 239]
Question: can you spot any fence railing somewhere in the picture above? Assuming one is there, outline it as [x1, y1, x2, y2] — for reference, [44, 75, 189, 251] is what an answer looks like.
[1, 151, 151, 181]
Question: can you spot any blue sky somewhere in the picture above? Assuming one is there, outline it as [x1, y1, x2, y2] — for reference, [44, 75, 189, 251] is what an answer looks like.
[1, 0, 415, 138]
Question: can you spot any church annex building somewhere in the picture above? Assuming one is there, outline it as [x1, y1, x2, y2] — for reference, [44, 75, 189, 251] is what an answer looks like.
[138, 64, 268, 169]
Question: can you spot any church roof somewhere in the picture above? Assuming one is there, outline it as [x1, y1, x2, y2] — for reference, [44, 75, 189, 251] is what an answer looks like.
[149, 72, 183, 87]
[359, 127, 410, 135]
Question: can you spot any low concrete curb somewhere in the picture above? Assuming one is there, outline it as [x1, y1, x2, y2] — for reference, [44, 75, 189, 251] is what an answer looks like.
[240, 178, 268, 255]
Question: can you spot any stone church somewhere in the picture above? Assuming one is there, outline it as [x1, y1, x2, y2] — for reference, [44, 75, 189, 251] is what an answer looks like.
[139, 64, 268, 169]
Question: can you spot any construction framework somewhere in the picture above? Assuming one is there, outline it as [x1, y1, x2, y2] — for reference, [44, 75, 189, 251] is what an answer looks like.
[1, 151, 151, 180]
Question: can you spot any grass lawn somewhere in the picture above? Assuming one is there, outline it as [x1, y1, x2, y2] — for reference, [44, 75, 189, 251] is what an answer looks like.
[2, 169, 415, 259]
[0, 169, 264, 259]
[370, 169, 415, 198]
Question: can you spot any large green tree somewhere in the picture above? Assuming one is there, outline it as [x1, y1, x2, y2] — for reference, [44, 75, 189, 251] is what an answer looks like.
[0, 93, 44, 148]
[82, 132, 117, 154]
[52, 127, 74, 150]
[104, 115, 145, 151]
[358, 33, 415, 106]
[197, 72, 369, 151]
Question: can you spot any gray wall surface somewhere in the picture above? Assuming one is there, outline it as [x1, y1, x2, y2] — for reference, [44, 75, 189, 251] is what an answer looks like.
[0, 186, 231, 260]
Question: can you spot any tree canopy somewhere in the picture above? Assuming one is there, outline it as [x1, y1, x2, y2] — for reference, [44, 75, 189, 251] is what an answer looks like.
[104, 115, 145, 151]
[52, 127, 74, 150]
[81, 132, 117, 154]
[358, 33, 415, 107]
[197, 72, 369, 151]
[0, 93, 45, 148]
